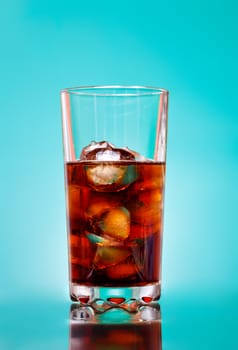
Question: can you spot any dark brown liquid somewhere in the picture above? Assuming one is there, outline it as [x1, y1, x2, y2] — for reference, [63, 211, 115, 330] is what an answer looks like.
[65, 161, 165, 287]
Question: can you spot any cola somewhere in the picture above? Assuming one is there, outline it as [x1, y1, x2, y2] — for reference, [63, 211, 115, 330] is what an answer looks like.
[65, 142, 165, 289]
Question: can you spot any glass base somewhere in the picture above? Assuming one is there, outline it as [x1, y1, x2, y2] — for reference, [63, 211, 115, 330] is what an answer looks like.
[70, 282, 161, 312]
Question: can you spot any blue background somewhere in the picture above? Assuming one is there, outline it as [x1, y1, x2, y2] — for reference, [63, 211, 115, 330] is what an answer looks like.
[0, 0, 237, 348]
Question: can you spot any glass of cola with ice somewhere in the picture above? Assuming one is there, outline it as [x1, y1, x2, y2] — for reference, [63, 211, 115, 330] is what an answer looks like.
[61, 86, 169, 305]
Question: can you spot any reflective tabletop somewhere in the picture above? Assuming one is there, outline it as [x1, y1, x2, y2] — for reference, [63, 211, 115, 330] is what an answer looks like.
[0, 293, 237, 349]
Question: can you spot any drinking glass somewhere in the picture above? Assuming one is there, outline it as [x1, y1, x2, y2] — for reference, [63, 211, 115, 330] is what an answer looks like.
[61, 85, 169, 304]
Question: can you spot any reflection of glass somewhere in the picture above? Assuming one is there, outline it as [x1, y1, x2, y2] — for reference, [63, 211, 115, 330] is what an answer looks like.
[69, 304, 162, 350]
[61, 86, 169, 303]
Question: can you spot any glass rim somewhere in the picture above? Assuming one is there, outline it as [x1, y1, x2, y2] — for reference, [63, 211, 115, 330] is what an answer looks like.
[61, 85, 169, 97]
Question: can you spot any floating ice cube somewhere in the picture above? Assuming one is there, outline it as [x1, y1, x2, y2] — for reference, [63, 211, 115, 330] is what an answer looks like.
[80, 141, 137, 161]
[80, 141, 111, 159]
[80, 141, 140, 191]
[85, 163, 138, 192]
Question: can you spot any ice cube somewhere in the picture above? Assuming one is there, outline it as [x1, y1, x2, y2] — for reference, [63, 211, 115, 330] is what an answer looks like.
[86, 233, 122, 247]
[98, 207, 130, 240]
[121, 148, 148, 162]
[106, 262, 138, 280]
[93, 246, 131, 268]
[80, 141, 144, 191]
[80, 141, 137, 161]
[85, 163, 137, 192]
[87, 195, 120, 218]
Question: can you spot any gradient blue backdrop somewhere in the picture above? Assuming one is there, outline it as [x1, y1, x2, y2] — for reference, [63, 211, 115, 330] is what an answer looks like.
[0, 0, 237, 348]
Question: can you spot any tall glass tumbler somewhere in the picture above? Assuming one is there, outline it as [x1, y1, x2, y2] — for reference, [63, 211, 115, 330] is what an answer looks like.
[61, 86, 169, 304]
